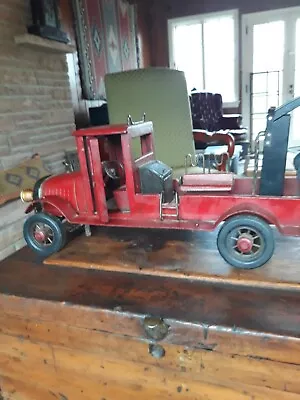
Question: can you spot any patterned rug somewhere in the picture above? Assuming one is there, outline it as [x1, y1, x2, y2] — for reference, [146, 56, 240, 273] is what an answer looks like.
[73, 0, 138, 100]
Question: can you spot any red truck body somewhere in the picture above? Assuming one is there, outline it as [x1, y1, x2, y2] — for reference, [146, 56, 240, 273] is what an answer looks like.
[22, 119, 300, 269]
[27, 122, 300, 235]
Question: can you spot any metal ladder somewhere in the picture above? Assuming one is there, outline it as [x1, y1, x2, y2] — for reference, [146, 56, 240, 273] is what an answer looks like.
[159, 192, 179, 221]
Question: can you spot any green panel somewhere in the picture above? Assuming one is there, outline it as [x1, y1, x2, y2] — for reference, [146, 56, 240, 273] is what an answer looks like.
[105, 68, 195, 168]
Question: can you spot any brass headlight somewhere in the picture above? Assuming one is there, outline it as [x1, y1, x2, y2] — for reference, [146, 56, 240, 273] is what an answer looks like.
[20, 189, 34, 203]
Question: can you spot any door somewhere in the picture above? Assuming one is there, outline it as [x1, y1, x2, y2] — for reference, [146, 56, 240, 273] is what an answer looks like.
[242, 7, 300, 148]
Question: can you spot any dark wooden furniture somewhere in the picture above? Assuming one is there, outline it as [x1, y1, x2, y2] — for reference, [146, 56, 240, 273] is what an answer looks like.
[1, 228, 300, 399]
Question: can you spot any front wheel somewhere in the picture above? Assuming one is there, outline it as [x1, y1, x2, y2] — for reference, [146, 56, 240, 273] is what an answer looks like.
[217, 215, 275, 269]
[23, 213, 66, 257]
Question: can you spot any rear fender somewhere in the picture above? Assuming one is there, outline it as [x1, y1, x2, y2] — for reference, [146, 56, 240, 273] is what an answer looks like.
[216, 203, 281, 231]
[25, 196, 78, 222]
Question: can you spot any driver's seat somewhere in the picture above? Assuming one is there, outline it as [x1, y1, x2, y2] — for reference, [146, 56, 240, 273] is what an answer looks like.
[113, 185, 129, 211]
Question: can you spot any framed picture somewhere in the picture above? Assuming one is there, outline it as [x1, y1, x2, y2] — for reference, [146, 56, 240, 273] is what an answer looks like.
[44, 0, 59, 28]
[28, 0, 69, 43]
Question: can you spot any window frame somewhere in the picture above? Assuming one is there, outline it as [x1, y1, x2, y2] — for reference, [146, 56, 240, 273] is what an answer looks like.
[168, 9, 240, 108]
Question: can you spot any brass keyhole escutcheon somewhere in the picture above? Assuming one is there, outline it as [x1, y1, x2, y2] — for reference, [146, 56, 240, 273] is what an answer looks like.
[143, 316, 169, 341]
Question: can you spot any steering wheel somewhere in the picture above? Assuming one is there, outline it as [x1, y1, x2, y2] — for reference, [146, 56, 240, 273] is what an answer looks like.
[102, 161, 124, 181]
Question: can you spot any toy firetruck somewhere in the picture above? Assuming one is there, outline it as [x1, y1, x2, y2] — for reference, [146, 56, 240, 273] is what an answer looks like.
[21, 98, 300, 269]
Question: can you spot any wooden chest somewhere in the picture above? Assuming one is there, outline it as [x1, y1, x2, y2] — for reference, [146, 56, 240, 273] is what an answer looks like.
[1, 228, 300, 399]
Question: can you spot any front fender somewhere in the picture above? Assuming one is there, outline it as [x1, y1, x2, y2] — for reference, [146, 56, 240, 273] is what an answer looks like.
[25, 196, 78, 222]
[25, 203, 35, 214]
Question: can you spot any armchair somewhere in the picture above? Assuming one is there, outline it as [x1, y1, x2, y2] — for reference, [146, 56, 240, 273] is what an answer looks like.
[190, 91, 247, 150]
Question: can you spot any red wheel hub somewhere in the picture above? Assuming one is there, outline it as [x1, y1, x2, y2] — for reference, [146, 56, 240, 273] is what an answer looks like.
[34, 230, 47, 242]
[237, 236, 253, 253]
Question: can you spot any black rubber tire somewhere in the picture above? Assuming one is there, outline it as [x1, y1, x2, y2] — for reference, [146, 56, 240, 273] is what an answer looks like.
[217, 215, 275, 269]
[23, 213, 66, 257]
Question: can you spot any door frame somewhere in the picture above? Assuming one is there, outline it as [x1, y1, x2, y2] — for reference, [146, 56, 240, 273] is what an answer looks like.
[242, 6, 300, 142]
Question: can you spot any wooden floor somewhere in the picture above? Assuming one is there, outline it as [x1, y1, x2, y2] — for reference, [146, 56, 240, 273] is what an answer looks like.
[1, 228, 300, 399]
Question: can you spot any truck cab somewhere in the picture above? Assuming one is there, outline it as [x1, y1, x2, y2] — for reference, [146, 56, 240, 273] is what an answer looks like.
[22, 120, 177, 226]
[69, 120, 173, 222]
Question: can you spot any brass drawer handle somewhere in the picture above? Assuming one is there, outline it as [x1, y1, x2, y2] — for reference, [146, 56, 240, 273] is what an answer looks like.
[143, 316, 169, 341]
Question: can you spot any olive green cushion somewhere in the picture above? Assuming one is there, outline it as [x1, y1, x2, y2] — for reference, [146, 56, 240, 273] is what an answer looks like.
[105, 68, 195, 169]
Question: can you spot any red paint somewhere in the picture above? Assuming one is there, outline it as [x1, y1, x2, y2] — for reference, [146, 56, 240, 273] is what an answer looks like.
[73, 124, 129, 137]
[237, 237, 253, 253]
[181, 173, 234, 192]
[34, 230, 46, 243]
[26, 122, 300, 242]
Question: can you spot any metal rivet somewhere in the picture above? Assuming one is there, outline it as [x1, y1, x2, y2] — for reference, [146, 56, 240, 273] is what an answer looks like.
[143, 316, 169, 341]
[149, 344, 165, 359]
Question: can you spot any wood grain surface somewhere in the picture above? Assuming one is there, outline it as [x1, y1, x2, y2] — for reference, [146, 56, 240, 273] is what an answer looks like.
[45, 227, 300, 290]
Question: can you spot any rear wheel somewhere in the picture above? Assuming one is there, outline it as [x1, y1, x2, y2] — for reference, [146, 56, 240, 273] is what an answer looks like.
[217, 215, 275, 269]
[24, 213, 66, 257]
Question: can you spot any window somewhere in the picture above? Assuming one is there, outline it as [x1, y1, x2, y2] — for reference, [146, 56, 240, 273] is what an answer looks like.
[168, 10, 239, 106]
[251, 21, 285, 137]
